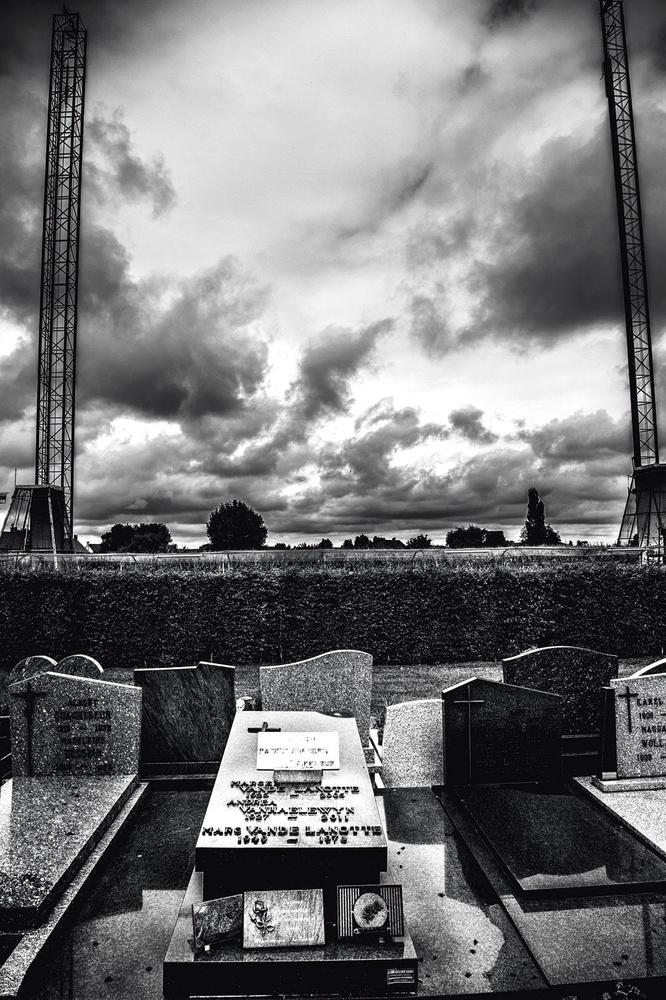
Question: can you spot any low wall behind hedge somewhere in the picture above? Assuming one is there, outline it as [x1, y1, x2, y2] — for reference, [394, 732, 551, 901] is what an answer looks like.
[0, 561, 665, 673]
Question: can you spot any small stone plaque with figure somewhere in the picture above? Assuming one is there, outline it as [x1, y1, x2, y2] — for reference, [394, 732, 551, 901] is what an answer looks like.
[192, 894, 243, 952]
[337, 884, 404, 940]
[242, 888, 325, 949]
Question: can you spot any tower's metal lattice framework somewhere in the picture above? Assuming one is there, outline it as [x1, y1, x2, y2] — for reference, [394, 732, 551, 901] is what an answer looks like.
[35, 9, 87, 548]
[600, 0, 666, 552]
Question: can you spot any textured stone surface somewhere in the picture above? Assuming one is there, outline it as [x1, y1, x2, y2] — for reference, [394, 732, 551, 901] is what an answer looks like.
[9, 672, 141, 777]
[502, 645, 618, 735]
[381, 699, 443, 787]
[0, 775, 136, 928]
[577, 776, 666, 860]
[193, 894, 243, 948]
[134, 661, 235, 764]
[243, 888, 325, 948]
[53, 654, 104, 679]
[631, 656, 666, 678]
[611, 674, 666, 779]
[260, 650, 372, 745]
[442, 677, 562, 785]
[8, 656, 57, 686]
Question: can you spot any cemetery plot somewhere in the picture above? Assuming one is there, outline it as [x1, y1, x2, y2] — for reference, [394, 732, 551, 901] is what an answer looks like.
[453, 782, 666, 897]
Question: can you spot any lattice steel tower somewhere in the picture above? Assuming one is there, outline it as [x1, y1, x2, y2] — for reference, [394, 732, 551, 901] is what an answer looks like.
[600, 0, 666, 552]
[35, 9, 87, 548]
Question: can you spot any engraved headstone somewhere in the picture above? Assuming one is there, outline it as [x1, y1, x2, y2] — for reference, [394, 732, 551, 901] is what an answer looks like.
[134, 661, 235, 764]
[9, 671, 141, 777]
[259, 650, 372, 745]
[54, 654, 103, 679]
[381, 699, 443, 788]
[442, 677, 562, 786]
[502, 645, 618, 734]
[242, 888, 325, 949]
[611, 674, 666, 779]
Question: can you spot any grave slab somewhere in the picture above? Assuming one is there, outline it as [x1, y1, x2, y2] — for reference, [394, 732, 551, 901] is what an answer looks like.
[451, 782, 666, 896]
[442, 677, 562, 786]
[610, 674, 666, 780]
[134, 661, 235, 764]
[0, 775, 137, 929]
[259, 650, 372, 745]
[381, 699, 443, 788]
[502, 645, 618, 734]
[9, 671, 141, 777]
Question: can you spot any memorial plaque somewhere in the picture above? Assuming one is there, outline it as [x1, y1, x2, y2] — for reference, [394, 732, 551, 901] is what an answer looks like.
[611, 674, 666, 779]
[442, 677, 562, 786]
[9, 671, 141, 777]
[337, 884, 404, 939]
[242, 888, 325, 948]
[256, 731, 340, 772]
[192, 894, 242, 950]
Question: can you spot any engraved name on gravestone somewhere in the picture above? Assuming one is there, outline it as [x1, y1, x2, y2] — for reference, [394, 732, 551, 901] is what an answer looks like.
[256, 732, 340, 772]
[9, 671, 141, 776]
[242, 888, 325, 949]
[611, 674, 666, 779]
[442, 677, 562, 786]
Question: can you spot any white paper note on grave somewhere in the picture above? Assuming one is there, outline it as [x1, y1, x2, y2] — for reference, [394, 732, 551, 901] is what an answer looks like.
[256, 732, 340, 772]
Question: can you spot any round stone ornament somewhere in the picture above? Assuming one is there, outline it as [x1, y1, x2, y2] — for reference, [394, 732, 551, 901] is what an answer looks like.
[353, 892, 388, 931]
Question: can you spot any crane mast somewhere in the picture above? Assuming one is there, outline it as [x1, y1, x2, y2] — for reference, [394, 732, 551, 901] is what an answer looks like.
[600, 0, 666, 551]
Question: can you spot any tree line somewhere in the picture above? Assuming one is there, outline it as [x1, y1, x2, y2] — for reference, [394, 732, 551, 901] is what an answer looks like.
[97, 487, 564, 552]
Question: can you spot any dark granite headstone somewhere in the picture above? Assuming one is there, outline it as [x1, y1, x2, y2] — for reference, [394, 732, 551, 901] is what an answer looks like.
[9, 671, 141, 776]
[260, 650, 372, 745]
[8, 656, 57, 686]
[442, 677, 562, 786]
[134, 661, 235, 764]
[502, 645, 618, 735]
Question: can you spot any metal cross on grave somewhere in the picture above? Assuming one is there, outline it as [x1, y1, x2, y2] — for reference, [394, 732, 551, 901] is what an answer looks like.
[616, 685, 639, 733]
[453, 685, 486, 784]
[11, 679, 47, 777]
[247, 720, 282, 734]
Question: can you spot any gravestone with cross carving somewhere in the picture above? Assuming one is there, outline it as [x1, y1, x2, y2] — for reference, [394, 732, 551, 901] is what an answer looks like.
[442, 677, 562, 785]
[610, 674, 666, 779]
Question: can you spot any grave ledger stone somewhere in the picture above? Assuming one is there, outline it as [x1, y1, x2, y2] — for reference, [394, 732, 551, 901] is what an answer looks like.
[259, 650, 373, 746]
[9, 671, 141, 777]
[134, 660, 235, 765]
[163, 711, 417, 997]
[593, 674, 666, 791]
[442, 677, 562, 786]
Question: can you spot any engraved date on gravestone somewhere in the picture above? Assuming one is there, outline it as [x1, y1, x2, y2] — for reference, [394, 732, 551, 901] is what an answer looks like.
[256, 732, 340, 771]
[611, 675, 666, 779]
[56, 698, 114, 762]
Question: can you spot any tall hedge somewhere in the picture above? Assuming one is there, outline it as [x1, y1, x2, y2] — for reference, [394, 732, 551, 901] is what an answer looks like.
[0, 561, 665, 672]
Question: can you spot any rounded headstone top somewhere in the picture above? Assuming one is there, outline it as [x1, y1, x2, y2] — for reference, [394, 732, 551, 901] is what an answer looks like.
[9, 655, 58, 686]
[55, 654, 104, 679]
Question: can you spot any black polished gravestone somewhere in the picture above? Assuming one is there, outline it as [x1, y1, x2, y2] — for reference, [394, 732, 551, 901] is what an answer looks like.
[163, 711, 418, 998]
[442, 677, 562, 786]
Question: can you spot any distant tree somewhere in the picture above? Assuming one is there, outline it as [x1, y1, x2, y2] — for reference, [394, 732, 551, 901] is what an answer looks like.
[446, 525, 485, 548]
[206, 499, 267, 550]
[341, 539, 354, 549]
[316, 538, 333, 548]
[274, 542, 290, 550]
[483, 529, 508, 548]
[521, 487, 561, 545]
[406, 533, 432, 548]
[354, 533, 372, 549]
[100, 522, 171, 553]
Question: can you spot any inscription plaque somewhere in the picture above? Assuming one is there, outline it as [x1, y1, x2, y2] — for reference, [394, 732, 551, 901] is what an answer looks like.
[256, 731, 340, 772]
[611, 675, 666, 779]
[192, 894, 242, 950]
[242, 888, 325, 949]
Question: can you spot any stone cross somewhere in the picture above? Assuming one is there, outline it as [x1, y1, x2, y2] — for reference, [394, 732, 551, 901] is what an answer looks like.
[453, 687, 486, 783]
[616, 685, 639, 733]
[247, 720, 281, 734]
[10, 679, 47, 777]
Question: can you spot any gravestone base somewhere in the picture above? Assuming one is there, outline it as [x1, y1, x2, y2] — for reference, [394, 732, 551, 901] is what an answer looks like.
[592, 774, 666, 792]
[0, 775, 137, 929]
[163, 870, 418, 999]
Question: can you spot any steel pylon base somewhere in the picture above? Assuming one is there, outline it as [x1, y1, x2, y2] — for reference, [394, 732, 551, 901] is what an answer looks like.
[618, 463, 666, 556]
[0, 485, 70, 554]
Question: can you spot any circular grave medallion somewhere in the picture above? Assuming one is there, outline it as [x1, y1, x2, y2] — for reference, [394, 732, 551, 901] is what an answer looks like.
[353, 892, 388, 931]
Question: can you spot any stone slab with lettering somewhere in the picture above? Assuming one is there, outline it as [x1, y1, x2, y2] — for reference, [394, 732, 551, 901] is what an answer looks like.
[611, 675, 666, 779]
[381, 699, 443, 788]
[442, 677, 562, 786]
[259, 650, 372, 745]
[243, 888, 325, 948]
[9, 672, 141, 777]
[134, 661, 235, 764]
[502, 645, 618, 735]
[256, 731, 340, 772]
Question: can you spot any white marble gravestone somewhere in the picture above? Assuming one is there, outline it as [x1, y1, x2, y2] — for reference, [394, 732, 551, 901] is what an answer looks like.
[610, 674, 666, 782]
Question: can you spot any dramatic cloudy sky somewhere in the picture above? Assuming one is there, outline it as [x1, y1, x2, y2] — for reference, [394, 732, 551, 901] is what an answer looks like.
[2, 0, 666, 546]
